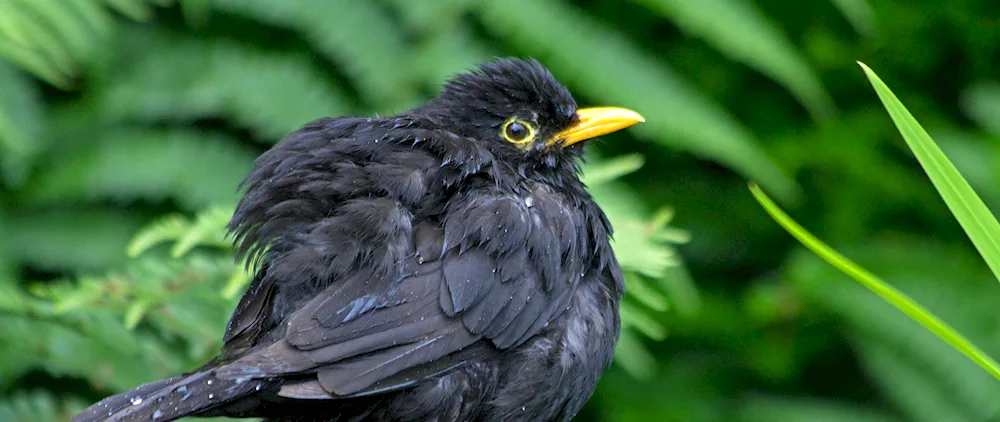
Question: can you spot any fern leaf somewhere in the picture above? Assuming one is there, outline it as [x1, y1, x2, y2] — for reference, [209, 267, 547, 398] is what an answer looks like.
[222, 265, 253, 299]
[412, 23, 496, 89]
[634, 0, 836, 119]
[0, 253, 240, 390]
[621, 300, 669, 341]
[0, 61, 43, 184]
[212, 0, 420, 110]
[736, 395, 896, 422]
[102, 0, 154, 21]
[625, 274, 670, 312]
[475, 0, 798, 201]
[613, 327, 658, 380]
[127, 214, 191, 258]
[0, 0, 170, 85]
[581, 154, 645, 187]
[0, 32, 70, 87]
[22, 128, 253, 210]
[88, 28, 350, 140]
[961, 81, 1000, 137]
[17, 0, 100, 63]
[381, 0, 472, 33]
[179, 0, 210, 25]
[829, 0, 877, 37]
[170, 205, 234, 257]
[0, 1, 76, 81]
[0, 390, 86, 422]
[66, 0, 115, 38]
[4, 207, 142, 272]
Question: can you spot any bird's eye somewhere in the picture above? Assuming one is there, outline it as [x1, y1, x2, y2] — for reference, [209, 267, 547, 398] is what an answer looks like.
[502, 120, 534, 145]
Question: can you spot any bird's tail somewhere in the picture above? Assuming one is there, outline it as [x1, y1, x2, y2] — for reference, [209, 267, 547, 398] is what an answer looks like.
[72, 369, 266, 422]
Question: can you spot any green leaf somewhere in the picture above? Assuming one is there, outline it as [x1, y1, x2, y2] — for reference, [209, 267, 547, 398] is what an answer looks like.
[860, 62, 1000, 285]
[5, 207, 143, 271]
[0, 2, 76, 74]
[737, 395, 896, 422]
[127, 214, 190, 257]
[90, 29, 350, 140]
[613, 328, 658, 380]
[23, 128, 253, 210]
[103, 0, 153, 21]
[829, 0, 876, 38]
[123, 299, 149, 329]
[960, 81, 1000, 137]
[0, 390, 85, 422]
[212, 0, 420, 110]
[581, 154, 645, 187]
[624, 274, 670, 312]
[621, 300, 668, 341]
[0, 60, 43, 184]
[657, 264, 702, 319]
[179, 0, 210, 25]
[634, 0, 835, 119]
[18, 0, 99, 62]
[222, 266, 253, 299]
[0, 34, 71, 87]
[170, 206, 233, 257]
[475, 0, 798, 201]
[749, 182, 1000, 383]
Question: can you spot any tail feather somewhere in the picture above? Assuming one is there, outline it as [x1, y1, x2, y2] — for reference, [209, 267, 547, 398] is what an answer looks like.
[72, 370, 266, 422]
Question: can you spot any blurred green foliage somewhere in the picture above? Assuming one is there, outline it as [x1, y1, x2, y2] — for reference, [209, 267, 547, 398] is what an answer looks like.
[1, 0, 999, 421]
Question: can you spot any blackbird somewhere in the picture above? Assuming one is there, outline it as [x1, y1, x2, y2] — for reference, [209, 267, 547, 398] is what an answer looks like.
[74, 58, 644, 422]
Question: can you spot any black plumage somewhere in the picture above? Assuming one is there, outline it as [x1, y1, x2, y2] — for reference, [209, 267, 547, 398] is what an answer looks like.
[74, 58, 644, 422]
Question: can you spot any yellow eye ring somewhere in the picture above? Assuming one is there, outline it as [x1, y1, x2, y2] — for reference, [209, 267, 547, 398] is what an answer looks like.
[501, 119, 535, 145]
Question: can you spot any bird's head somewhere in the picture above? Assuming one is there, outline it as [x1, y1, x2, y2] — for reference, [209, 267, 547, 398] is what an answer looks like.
[413, 58, 644, 168]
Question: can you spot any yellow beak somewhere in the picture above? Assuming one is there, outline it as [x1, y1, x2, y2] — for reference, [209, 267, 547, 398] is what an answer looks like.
[549, 107, 645, 147]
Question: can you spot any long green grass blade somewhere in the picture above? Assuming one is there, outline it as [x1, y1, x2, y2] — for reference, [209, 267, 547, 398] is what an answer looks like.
[859, 62, 1000, 285]
[749, 182, 1000, 382]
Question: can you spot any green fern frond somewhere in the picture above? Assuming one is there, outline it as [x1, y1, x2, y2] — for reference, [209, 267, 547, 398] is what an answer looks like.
[0, 61, 43, 185]
[961, 81, 1000, 137]
[0, 390, 87, 422]
[128, 205, 254, 298]
[87, 28, 350, 140]
[829, 0, 877, 38]
[1, 253, 238, 391]
[0, 0, 175, 87]
[212, 0, 420, 111]
[22, 128, 254, 210]
[613, 327, 659, 380]
[633, 0, 836, 119]
[736, 395, 897, 422]
[127, 214, 192, 258]
[129, 205, 235, 256]
[170, 206, 236, 257]
[4, 207, 142, 272]
[581, 154, 646, 187]
[474, 0, 798, 201]
[584, 155, 698, 378]
[412, 27, 494, 89]
[381, 1, 494, 90]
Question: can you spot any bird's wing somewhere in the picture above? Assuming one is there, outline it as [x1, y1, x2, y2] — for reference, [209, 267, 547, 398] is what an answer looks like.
[216, 213, 580, 398]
